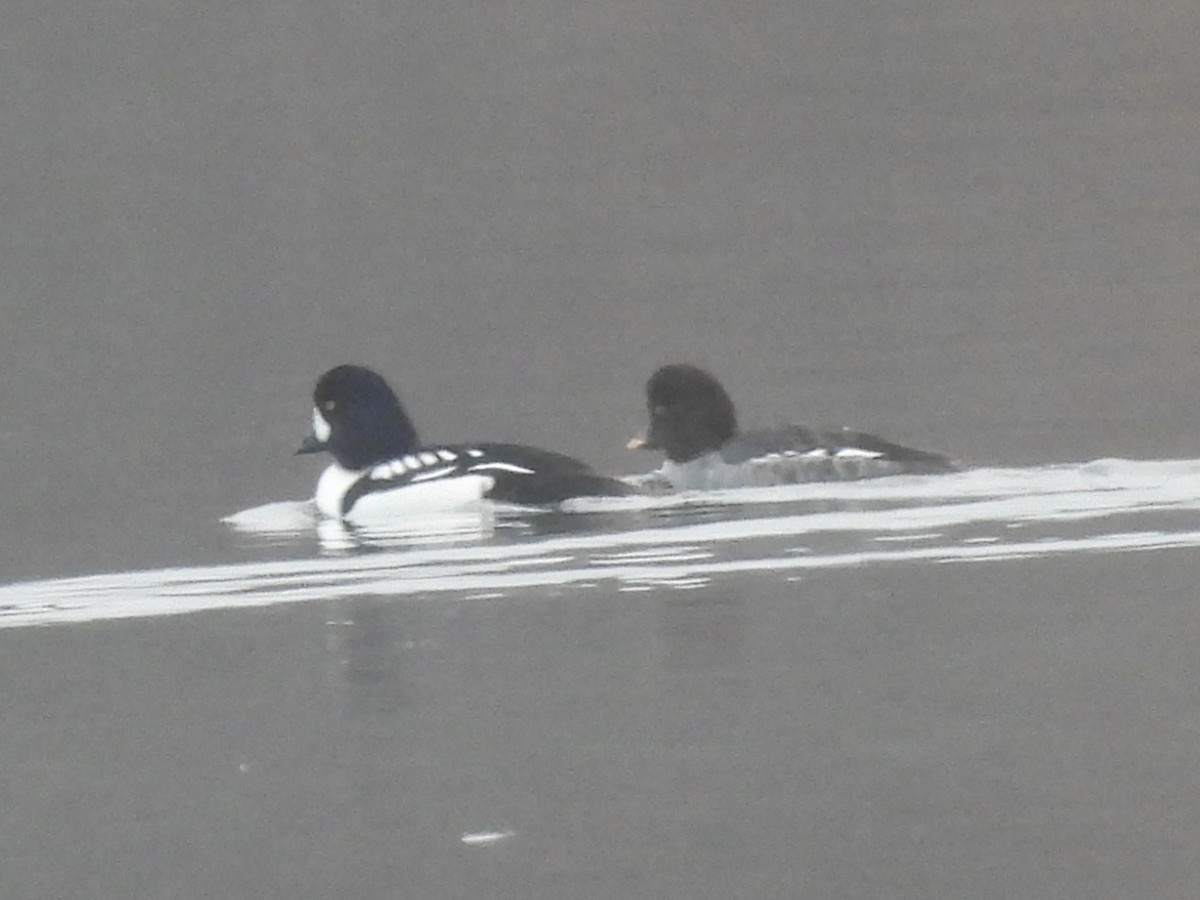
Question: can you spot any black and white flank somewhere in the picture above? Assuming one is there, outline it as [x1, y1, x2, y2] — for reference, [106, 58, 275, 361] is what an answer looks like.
[298, 365, 632, 520]
[627, 364, 958, 490]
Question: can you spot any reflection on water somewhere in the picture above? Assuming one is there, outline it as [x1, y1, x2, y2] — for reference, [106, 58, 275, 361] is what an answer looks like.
[332, 599, 414, 717]
[2, 459, 1199, 628]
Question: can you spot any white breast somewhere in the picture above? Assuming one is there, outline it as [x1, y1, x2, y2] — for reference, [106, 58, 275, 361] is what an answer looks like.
[315, 463, 362, 518]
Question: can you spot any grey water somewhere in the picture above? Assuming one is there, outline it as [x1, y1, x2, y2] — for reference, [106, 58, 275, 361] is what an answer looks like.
[4, 0, 1200, 897]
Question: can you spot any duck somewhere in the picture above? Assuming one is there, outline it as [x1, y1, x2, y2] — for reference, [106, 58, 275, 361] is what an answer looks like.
[626, 364, 958, 490]
[298, 365, 633, 520]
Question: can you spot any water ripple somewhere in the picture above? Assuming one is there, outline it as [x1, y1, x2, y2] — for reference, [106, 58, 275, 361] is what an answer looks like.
[2, 459, 1199, 627]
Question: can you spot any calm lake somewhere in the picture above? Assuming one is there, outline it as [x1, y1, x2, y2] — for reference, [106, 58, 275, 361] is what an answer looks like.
[3, 0, 1200, 897]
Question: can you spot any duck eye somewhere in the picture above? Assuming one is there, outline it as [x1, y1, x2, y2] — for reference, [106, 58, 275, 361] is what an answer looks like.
[322, 399, 337, 412]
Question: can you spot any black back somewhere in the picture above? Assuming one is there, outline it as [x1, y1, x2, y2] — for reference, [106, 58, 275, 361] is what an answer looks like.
[471, 443, 636, 503]
[342, 441, 635, 512]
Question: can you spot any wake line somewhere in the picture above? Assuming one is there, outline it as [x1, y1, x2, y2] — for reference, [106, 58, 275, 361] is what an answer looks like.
[1, 528, 1198, 629]
[2, 458, 1198, 627]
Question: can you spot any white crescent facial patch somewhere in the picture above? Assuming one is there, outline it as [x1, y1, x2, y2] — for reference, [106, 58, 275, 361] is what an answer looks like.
[311, 407, 332, 443]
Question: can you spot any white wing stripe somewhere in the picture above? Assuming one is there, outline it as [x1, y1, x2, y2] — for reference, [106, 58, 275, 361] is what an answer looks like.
[409, 465, 459, 483]
[467, 462, 535, 475]
[835, 447, 885, 459]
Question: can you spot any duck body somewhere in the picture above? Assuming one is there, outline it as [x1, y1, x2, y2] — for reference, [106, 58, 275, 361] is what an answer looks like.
[299, 365, 632, 520]
[629, 364, 958, 491]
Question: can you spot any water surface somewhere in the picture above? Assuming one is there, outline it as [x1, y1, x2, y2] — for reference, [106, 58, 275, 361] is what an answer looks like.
[3, 0, 1200, 896]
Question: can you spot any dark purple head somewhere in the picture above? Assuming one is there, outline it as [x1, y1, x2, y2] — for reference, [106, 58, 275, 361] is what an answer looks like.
[297, 365, 421, 469]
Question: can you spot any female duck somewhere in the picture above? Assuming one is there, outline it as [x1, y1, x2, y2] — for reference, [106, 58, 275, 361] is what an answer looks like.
[627, 364, 957, 490]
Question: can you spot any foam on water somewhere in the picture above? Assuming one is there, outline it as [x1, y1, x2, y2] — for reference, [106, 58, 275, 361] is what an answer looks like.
[2, 459, 1199, 627]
